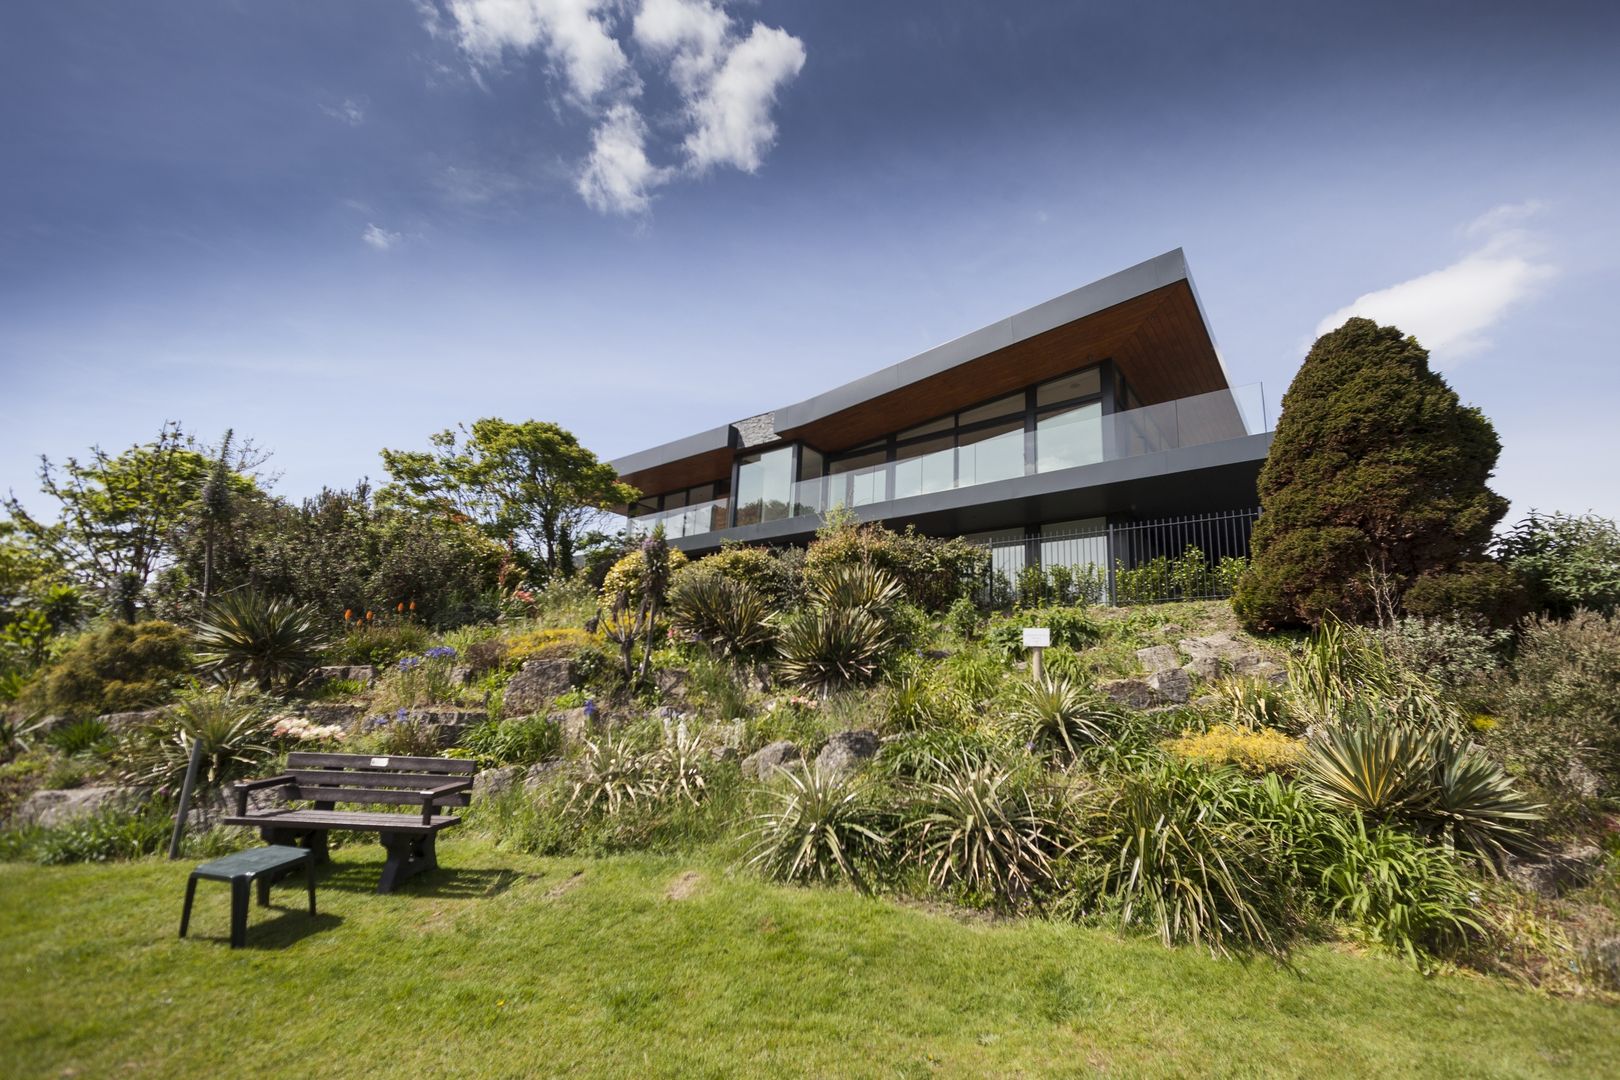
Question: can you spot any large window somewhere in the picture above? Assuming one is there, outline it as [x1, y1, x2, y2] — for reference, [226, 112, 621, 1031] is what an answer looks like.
[734, 446, 795, 527]
[892, 434, 954, 499]
[957, 421, 1025, 486]
[1036, 401, 1103, 471]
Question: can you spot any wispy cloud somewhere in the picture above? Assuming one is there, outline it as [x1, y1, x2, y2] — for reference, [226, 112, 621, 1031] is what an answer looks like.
[320, 98, 367, 126]
[1315, 200, 1556, 366]
[425, 0, 807, 216]
[362, 223, 403, 250]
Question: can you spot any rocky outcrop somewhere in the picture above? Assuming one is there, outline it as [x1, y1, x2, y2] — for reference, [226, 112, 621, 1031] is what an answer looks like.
[14, 786, 145, 830]
[474, 765, 522, 800]
[1505, 842, 1604, 897]
[816, 730, 880, 777]
[1135, 645, 1181, 674]
[504, 659, 578, 715]
[654, 668, 689, 699]
[95, 708, 167, 732]
[307, 665, 378, 688]
[741, 740, 801, 781]
[1182, 655, 1222, 682]
[1099, 679, 1159, 710]
[1145, 668, 1192, 705]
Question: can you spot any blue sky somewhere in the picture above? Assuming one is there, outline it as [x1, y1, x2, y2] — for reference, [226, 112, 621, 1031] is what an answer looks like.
[3, 1, 1617, 522]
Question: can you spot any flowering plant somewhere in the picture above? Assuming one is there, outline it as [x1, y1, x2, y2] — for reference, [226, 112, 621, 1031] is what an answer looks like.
[271, 715, 346, 743]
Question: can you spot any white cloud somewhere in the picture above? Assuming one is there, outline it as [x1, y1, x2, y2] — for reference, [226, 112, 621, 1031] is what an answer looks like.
[443, 0, 633, 102]
[577, 103, 669, 214]
[681, 23, 805, 174]
[429, 0, 806, 215]
[362, 223, 403, 251]
[1315, 201, 1556, 366]
[321, 98, 367, 125]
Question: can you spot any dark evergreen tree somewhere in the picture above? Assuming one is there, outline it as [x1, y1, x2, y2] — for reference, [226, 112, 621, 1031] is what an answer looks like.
[1234, 318, 1508, 630]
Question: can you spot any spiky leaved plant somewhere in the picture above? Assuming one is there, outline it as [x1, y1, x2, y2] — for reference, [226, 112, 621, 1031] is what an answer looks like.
[192, 590, 329, 692]
[668, 571, 777, 661]
[744, 760, 890, 891]
[567, 736, 659, 818]
[1012, 674, 1118, 762]
[776, 607, 893, 694]
[908, 755, 1066, 908]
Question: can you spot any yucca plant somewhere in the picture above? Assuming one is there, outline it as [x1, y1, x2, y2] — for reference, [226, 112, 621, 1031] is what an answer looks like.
[1080, 758, 1289, 956]
[46, 716, 114, 759]
[119, 689, 273, 797]
[1423, 740, 1542, 863]
[669, 572, 777, 661]
[1012, 674, 1118, 761]
[909, 756, 1066, 907]
[650, 724, 708, 807]
[1300, 710, 1438, 817]
[193, 590, 329, 692]
[806, 562, 905, 614]
[568, 736, 659, 817]
[744, 760, 891, 890]
[776, 607, 893, 694]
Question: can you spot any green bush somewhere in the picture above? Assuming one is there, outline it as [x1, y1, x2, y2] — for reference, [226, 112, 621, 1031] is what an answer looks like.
[804, 513, 989, 612]
[1012, 674, 1120, 762]
[459, 714, 562, 768]
[25, 620, 192, 719]
[118, 689, 273, 798]
[1234, 318, 1508, 630]
[1113, 549, 1246, 605]
[675, 544, 801, 606]
[1, 802, 173, 865]
[324, 621, 433, 667]
[668, 571, 776, 661]
[1496, 511, 1620, 618]
[744, 761, 892, 891]
[986, 606, 1100, 658]
[1402, 561, 1528, 629]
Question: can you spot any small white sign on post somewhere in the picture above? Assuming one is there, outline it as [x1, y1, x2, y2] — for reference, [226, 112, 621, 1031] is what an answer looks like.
[1023, 627, 1050, 680]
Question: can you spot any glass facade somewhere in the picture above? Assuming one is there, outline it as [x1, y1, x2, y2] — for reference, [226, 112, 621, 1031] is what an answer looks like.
[733, 446, 795, 527]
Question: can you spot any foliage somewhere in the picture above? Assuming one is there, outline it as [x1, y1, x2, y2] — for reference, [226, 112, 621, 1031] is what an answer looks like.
[324, 619, 433, 667]
[1315, 813, 1485, 967]
[986, 606, 1100, 658]
[1484, 610, 1620, 807]
[1163, 726, 1302, 775]
[44, 716, 114, 759]
[117, 689, 273, 797]
[2, 422, 262, 621]
[192, 590, 329, 692]
[1401, 561, 1529, 628]
[1074, 757, 1295, 957]
[1235, 318, 1508, 630]
[1496, 511, 1620, 618]
[1, 802, 174, 865]
[358, 710, 446, 757]
[1372, 615, 1507, 691]
[668, 571, 777, 661]
[599, 531, 678, 684]
[1011, 674, 1118, 761]
[744, 760, 891, 890]
[504, 627, 594, 667]
[1207, 677, 1295, 733]
[381, 417, 636, 584]
[804, 512, 989, 611]
[566, 728, 711, 821]
[600, 546, 689, 609]
[675, 543, 801, 606]
[24, 620, 191, 719]
[1113, 549, 1247, 605]
[775, 606, 893, 694]
[1301, 708, 1541, 865]
[372, 648, 466, 711]
[945, 596, 980, 639]
[908, 756, 1065, 908]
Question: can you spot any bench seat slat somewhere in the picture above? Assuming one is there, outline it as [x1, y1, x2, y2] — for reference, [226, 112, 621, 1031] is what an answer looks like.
[292, 785, 470, 807]
[285, 751, 476, 774]
[223, 809, 462, 835]
[285, 769, 473, 791]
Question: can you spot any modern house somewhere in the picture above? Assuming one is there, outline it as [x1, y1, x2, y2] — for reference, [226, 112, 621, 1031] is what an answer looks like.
[611, 249, 1272, 592]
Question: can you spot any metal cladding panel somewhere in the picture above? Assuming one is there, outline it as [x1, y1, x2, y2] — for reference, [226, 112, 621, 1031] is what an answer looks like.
[609, 423, 732, 478]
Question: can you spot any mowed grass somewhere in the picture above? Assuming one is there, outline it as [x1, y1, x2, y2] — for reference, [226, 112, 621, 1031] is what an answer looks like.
[3, 838, 1618, 1079]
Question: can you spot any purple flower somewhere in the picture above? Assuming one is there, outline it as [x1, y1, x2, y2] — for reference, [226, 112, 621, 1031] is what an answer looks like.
[398, 656, 422, 671]
[584, 699, 599, 719]
[425, 646, 457, 660]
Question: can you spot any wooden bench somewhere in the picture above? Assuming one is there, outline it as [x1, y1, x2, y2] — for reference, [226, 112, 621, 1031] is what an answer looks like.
[224, 751, 477, 893]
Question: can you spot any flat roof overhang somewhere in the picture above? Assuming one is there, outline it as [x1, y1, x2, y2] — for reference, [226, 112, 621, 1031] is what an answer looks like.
[664, 431, 1272, 555]
[612, 248, 1229, 498]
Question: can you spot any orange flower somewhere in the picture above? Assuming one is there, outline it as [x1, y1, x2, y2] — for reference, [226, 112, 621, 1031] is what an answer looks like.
[365, 610, 373, 621]
[344, 609, 353, 621]
[409, 600, 416, 611]
[396, 602, 405, 613]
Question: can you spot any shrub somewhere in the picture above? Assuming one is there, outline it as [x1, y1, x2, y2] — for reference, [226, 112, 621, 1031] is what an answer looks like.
[1234, 317, 1508, 630]
[744, 761, 891, 890]
[1163, 726, 1302, 775]
[1113, 548, 1245, 605]
[1496, 511, 1620, 618]
[986, 607, 1100, 658]
[118, 689, 273, 799]
[668, 572, 776, 661]
[25, 620, 191, 719]
[358, 710, 446, 757]
[675, 544, 800, 606]
[1012, 674, 1118, 761]
[1372, 615, 1507, 691]
[908, 756, 1066, 908]
[45, 716, 115, 759]
[600, 546, 689, 609]
[372, 648, 465, 711]
[324, 620, 432, 667]
[192, 591, 329, 691]
[945, 597, 980, 640]
[505, 627, 595, 667]
[1402, 561, 1528, 629]
[6, 802, 173, 865]
[1485, 610, 1620, 806]
[804, 513, 989, 611]
[1207, 677, 1295, 733]
[776, 607, 893, 694]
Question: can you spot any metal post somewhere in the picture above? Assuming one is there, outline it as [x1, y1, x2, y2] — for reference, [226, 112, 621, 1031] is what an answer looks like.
[1105, 522, 1118, 607]
[168, 737, 204, 860]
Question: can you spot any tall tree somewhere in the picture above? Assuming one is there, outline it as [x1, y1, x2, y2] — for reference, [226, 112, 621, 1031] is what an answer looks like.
[1233, 318, 1509, 631]
[381, 418, 637, 583]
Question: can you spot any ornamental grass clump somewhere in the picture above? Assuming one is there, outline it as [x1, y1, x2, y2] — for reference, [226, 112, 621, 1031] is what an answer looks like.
[1012, 674, 1120, 762]
[1163, 725, 1303, 776]
[744, 760, 891, 891]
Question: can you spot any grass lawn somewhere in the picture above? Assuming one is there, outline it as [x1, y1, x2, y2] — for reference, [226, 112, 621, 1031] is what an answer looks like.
[3, 837, 1618, 1079]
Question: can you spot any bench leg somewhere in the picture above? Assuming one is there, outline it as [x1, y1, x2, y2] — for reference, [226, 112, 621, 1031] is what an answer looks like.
[306, 855, 317, 917]
[257, 875, 271, 907]
[260, 826, 330, 865]
[377, 833, 439, 894]
[180, 874, 199, 938]
[230, 878, 250, 948]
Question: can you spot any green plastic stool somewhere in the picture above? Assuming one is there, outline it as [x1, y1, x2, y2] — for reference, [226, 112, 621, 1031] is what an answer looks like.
[180, 845, 316, 948]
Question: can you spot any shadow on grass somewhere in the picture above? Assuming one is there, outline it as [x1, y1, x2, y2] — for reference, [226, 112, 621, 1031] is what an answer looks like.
[315, 860, 535, 899]
[181, 909, 344, 950]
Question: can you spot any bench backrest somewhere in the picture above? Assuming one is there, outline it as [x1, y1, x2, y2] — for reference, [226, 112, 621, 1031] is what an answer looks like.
[283, 752, 479, 810]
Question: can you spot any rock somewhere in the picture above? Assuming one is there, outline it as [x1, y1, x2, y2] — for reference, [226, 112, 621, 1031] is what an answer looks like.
[523, 760, 566, 792]
[449, 665, 477, 686]
[504, 658, 578, 715]
[308, 664, 377, 688]
[816, 730, 880, 777]
[96, 708, 166, 732]
[474, 765, 522, 800]
[1146, 668, 1192, 704]
[1505, 842, 1604, 897]
[708, 745, 739, 763]
[1100, 679, 1159, 710]
[1231, 654, 1286, 684]
[298, 703, 367, 729]
[553, 706, 599, 745]
[654, 667, 689, 699]
[1136, 645, 1181, 674]
[14, 786, 144, 830]
[1190, 694, 1223, 711]
[1183, 656, 1222, 682]
[922, 648, 953, 660]
[741, 740, 801, 781]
